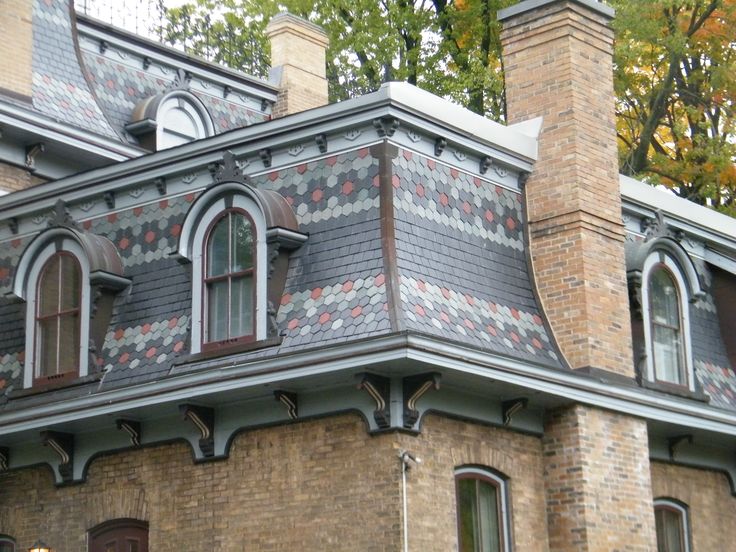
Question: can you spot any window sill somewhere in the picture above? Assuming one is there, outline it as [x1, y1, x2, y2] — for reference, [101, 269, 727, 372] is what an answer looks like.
[9, 371, 103, 399]
[176, 336, 283, 365]
[640, 379, 710, 402]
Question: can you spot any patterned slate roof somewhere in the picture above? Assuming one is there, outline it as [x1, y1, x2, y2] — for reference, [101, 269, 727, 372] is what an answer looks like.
[31, 0, 119, 139]
[392, 149, 561, 367]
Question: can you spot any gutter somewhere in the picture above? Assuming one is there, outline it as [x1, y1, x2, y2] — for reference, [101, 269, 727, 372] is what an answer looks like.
[2, 332, 736, 438]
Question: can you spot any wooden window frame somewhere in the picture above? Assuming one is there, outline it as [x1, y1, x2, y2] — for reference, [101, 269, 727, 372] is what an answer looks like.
[33, 251, 82, 387]
[201, 208, 257, 352]
[654, 498, 691, 552]
[88, 518, 148, 552]
[455, 466, 512, 552]
[0, 535, 16, 552]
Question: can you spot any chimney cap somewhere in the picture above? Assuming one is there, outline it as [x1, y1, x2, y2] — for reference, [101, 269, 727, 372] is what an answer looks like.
[498, 0, 614, 22]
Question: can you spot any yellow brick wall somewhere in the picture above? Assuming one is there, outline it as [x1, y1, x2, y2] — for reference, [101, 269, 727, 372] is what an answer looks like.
[0, 0, 33, 99]
[0, 162, 45, 193]
[651, 462, 736, 551]
[0, 413, 548, 551]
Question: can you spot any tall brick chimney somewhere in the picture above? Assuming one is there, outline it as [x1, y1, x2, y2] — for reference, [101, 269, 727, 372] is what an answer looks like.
[266, 13, 329, 117]
[499, 3, 657, 551]
[0, 0, 33, 100]
[500, 0, 633, 379]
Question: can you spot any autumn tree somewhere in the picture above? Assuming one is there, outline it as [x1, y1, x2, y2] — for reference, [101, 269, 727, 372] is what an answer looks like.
[613, 0, 736, 215]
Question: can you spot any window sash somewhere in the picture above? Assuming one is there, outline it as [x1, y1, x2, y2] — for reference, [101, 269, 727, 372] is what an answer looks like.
[457, 473, 504, 552]
[649, 266, 686, 386]
[655, 504, 687, 552]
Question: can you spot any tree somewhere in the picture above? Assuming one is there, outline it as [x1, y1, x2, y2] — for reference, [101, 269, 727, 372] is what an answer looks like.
[613, 0, 736, 215]
[162, 0, 736, 215]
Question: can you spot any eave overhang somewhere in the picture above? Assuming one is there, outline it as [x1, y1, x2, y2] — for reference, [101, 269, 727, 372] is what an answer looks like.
[2, 332, 736, 440]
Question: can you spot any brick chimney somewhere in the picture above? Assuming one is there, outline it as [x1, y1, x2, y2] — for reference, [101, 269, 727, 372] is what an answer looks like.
[500, 0, 633, 379]
[266, 13, 329, 117]
[0, 0, 33, 100]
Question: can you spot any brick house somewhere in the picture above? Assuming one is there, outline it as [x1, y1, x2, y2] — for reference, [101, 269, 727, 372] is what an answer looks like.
[1, 0, 735, 550]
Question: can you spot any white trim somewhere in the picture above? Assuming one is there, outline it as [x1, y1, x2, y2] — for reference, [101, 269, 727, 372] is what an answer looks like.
[641, 252, 695, 390]
[156, 91, 215, 150]
[22, 239, 91, 387]
[455, 466, 512, 552]
[182, 189, 267, 353]
[653, 498, 691, 552]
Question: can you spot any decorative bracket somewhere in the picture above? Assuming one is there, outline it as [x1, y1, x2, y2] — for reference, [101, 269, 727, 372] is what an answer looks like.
[502, 397, 528, 426]
[142, 56, 152, 70]
[668, 434, 693, 460]
[103, 191, 115, 209]
[357, 373, 391, 429]
[116, 419, 142, 447]
[154, 177, 167, 196]
[315, 133, 328, 154]
[25, 142, 45, 170]
[180, 404, 215, 458]
[0, 447, 8, 471]
[223, 85, 232, 99]
[402, 373, 441, 428]
[373, 117, 400, 138]
[274, 390, 298, 420]
[99, 39, 109, 54]
[259, 148, 272, 168]
[434, 137, 447, 157]
[8, 217, 18, 235]
[41, 431, 74, 482]
[479, 156, 492, 174]
[518, 171, 530, 189]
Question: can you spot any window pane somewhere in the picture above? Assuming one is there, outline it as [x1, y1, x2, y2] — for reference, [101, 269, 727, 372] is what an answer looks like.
[207, 217, 230, 277]
[38, 317, 58, 376]
[458, 479, 478, 552]
[0, 539, 15, 552]
[477, 481, 500, 552]
[207, 280, 229, 342]
[58, 312, 80, 373]
[231, 214, 253, 273]
[38, 255, 61, 316]
[60, 255, 80, 310]
[655, 507, 684, 552]
[651, 269, 680, 327]
[230, 275, 253, 338]
[653, 326, 683, 384]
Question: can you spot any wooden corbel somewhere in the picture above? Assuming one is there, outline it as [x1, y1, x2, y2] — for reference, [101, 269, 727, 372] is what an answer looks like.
[41, 431, 74, 482]
[502, 397, 528, 426]
[180, 404, 215, 458]
[116, 419, 142, 447]
[357, 373, 391, 429]
[0, 447, 8, 471]
[403, 373, 441, 428]
[668, 434, 693, 460]
[274, 390, 298, 420]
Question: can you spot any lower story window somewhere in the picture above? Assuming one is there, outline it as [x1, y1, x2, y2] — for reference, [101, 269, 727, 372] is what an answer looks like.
[88, 519, 148, 552]
[0, 536, 15, 552]
[456, 466, 511, 552]
[654, 498, 690, 552]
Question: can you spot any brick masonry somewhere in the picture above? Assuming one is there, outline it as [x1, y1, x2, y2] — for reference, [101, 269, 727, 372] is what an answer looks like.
[0, 412, 547, 551]
[0, 162, 45, 193]
[650, 461, 736, 551]
[501, 0, 633, 378]
[543, 405, 656, 551]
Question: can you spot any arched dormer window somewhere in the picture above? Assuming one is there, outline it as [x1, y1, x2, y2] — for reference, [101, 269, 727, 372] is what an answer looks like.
[126, 79, 214, 151]
[178, 156, 306, 357]
[13, 204, 129, 389]
[626, 230, 704, 393]
[455, 466, 512, 552]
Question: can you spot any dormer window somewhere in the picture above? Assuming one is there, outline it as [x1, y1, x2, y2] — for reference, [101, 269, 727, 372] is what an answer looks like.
[626, 228, 704, 394]
[204, 209, 256, 348]
[127, 85, 214, 151]
[36, 252, 82, 382]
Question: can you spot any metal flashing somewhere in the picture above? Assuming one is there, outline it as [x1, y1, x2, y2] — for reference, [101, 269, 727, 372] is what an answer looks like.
[498, 0, 615, 21]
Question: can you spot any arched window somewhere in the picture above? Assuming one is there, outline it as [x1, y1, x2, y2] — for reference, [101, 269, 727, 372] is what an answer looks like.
[88, 519, 148, 552]
[35, 252, 81, 382]
[654, 498, 690, 552]
[204, 209, 256, 348]
[455, 466, 511, 552]
[0, 535, 16, 552]
[157, 94, 213, 149]
[649, 266, 684, 385]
